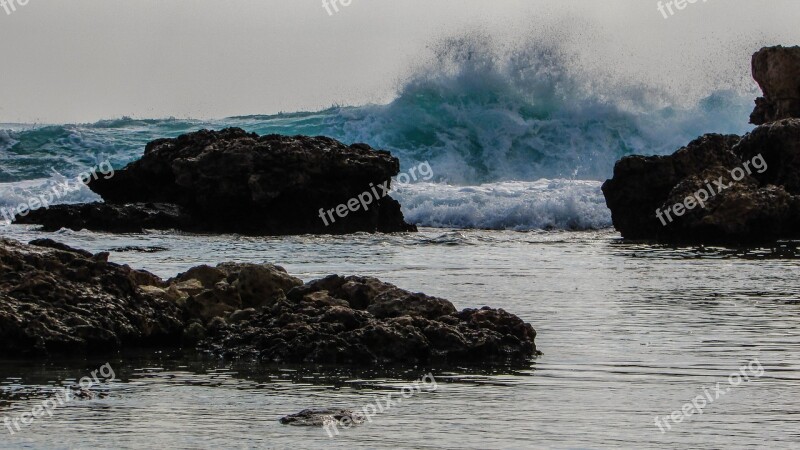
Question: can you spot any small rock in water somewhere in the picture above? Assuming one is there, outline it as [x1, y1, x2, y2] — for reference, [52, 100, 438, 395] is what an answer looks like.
[279, 409, 365, 427]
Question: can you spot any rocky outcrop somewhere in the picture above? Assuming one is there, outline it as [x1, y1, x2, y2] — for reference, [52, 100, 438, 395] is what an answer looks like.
[0, 238, 539, 365]
[603, 46, 800, 244]
[17, 128, 416, 235]
[15, 202, 193, 233]
[602, 134, 742, 240]
[0, 238, 183, 356]
[750, 46, 800, 125]
[167, 262, 303, 323]
[198, 274, 540, 365]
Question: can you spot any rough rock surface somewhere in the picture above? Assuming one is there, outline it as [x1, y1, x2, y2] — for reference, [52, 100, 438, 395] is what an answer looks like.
[750, 46, 800, 125]
[170, 262, 304, 323]
[603, 46, 800, 244]
[17, 203, 192, 233]
[17, 128, 417, 235]
[602, 124, 800, 243]
[279, 409, 365, 427]
[0, 238, 183, 356]
[199, 274, 540, 365]
[0, 239, 539, 365]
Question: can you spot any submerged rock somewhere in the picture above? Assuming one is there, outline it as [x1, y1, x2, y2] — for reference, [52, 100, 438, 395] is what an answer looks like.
[18, 128, 417, 235]
[279, 409, 365, 427]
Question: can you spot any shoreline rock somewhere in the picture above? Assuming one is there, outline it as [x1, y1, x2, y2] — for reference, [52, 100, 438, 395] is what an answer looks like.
[602, 46, 800, 244]
[0, 238, 184, 355]
[0, 238, 540, 365]
[17, 128, 417, 235]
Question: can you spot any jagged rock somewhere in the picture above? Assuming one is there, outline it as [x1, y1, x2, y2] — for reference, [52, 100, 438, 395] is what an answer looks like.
[171, 262, 303, 322]
[603, 46, 800, 244]
[750, 46, 800, 125]
[200, 275, 539, 365]
[18, 128, 417, 235]
[602, 134, 740, 240]
[734, 119, 800, 193]
[603, 128, 800, 243]
[1, 238, 539, 365]
[0, 238, 183, 356]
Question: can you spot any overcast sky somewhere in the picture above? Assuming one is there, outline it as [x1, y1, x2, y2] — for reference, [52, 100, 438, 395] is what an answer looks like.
[1, 0, 799, 123]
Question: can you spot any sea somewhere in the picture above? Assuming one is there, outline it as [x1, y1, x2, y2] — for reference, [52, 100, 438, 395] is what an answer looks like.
[1, 41, 798, 449]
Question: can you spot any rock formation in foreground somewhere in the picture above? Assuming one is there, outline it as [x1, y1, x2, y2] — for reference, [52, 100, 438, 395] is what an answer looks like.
[0, 238, 184, 354]
[17, 128, 416, 235]
[602, 46, 800, 244]
[0, 238, 539, 365]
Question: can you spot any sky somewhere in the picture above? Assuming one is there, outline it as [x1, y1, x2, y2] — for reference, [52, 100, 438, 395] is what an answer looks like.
[1, 0, 799, 124]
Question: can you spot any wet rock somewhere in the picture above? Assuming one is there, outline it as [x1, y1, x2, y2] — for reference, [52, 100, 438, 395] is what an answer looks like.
[228, 308, 257, 323]
[279, 409, 364, 427]
[200, 275, 539, 365]
[602, 134, 740, 240]
[219, 263, 303, 309]
[1, 238, 539, 366]
[603, 129, 800, 244]
[733, 119, 800, 193]
[182, 322, 207, 345]
[603, 46, 800, 244]
[0, 238, 184, 356]
[171, 262, 303, 322]
[19, 128, 417, 235]
[16, 202, 193, 233]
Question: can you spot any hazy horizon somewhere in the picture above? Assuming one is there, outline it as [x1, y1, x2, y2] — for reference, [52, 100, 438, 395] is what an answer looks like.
[2, 0, 800, 123]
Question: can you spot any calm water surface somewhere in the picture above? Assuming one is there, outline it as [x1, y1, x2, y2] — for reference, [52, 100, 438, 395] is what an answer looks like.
[0, 226, 798, 449]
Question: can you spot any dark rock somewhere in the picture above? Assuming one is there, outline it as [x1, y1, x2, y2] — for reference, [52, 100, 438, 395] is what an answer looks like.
[750, 46, 800, 125]
[603, 46, 800, 244]
[0, 238, 184, 356]
[603, 120, 800, 244]
[1, 238, 539, 366]
[18, 128, 417, 235]
[200, 275, 539, 365]
[733, 119, 800, 193]
[279, 409, 364, 427]
[228, 308, 257, 323]
[16, 202, 192, 233]
[601, 134, 741, 240]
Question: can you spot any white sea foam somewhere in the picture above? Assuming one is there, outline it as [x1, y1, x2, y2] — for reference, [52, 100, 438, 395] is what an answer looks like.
[393, 179, 610, 231]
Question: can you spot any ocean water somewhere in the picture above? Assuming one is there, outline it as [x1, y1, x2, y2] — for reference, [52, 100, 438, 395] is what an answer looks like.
[0, 226, 798, 449]
[1, 33, 796, 450]
[0, 36, 755, 231]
